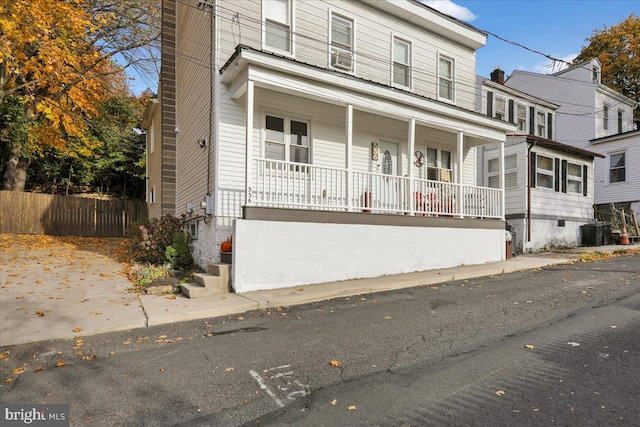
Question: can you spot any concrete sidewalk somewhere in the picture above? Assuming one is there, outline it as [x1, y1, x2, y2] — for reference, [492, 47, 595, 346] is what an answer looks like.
[2, 236, 638, 347]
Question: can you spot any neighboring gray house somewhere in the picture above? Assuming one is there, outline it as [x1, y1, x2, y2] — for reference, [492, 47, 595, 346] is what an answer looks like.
[504, 58, 638, 211]
[151, 0, 515, 293]
[477, 69, 603, 253]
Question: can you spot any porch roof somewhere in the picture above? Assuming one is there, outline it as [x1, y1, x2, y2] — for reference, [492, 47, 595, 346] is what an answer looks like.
[221, 45, 514, 144]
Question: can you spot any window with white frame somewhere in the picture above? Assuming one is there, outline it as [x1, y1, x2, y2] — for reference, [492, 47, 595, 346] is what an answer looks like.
[494, 97, 506, 120]
[392, 37, 411, 87]
[427, 147, 452, 182]
[264, 0, 291, 53]
[618, 109, 623, 134]
[592, 65, 600, 83]
[566, 162, 583, 194]
[516, 104, 527, 132]
[487, 154, 517, 189]
[609, 151, 626, 183]
[536, 111, 546, 137]
[330, 13, 353, 71]
[603, 104, 609, 130]
[264, 114, 309, 164]
[438, 56, 454, 100]
[536, 154, 554, 189]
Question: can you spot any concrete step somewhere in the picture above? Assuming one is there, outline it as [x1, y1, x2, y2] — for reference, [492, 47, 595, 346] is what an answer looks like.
[181, 282, 218, 298]
[193, 273, 229, 293]
[206, 263, 231, 284]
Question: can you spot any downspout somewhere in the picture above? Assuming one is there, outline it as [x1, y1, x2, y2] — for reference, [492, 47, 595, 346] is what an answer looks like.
[526, 139, 537, 243]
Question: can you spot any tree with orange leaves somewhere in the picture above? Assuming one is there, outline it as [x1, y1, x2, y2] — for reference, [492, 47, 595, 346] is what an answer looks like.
[0, 0, 159, 191]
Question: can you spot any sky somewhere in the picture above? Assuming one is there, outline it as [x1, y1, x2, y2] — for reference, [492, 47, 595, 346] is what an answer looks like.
[126, 1, 639, 94]
[424, 0, 639, 79]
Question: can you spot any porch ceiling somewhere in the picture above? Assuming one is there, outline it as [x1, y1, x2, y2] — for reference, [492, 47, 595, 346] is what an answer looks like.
[222, 47, 513, 144]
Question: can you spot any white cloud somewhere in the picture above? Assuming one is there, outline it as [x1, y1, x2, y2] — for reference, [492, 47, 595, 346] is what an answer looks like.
[524, 53, 578, 74]
[420, 0, 478, 22]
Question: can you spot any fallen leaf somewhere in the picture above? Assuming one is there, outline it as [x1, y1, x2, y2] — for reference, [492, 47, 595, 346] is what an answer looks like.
[330, 399, 337, 406]
[109, 352, 116, 356]
[73, 327, 83, 333]
[610, 325, 618, 329]
[496, 390, 505, 396]
[297, 288, 304, 292]
[237, 317, 244, 321]
[347, 405, 356, 410]
[224, 367, 234, 372]
[360, 297, 367, 301]
[567, 342, 580, 347]
[384, 316, 392, 320]
[5, 378, 13, 383]
[329, 360, 340, 367]
[12, 367, 26, 375]
[159, 368, 165, 372]
[82, 355, 97, 361]
[36, 310, 45, 317]
[35, 366, 45, 372]
[524, 344, 535, 350]
[56, 360, 65, 367]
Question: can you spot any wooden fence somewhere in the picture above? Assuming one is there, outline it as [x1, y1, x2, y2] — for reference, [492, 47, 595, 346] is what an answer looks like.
[0, 191, 148, 237]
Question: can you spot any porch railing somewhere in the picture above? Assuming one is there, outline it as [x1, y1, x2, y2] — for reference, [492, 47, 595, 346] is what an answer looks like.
[252, 158, 503, 219]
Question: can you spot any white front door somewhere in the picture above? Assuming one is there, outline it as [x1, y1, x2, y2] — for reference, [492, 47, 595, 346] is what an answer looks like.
[376, 140, 400, 211]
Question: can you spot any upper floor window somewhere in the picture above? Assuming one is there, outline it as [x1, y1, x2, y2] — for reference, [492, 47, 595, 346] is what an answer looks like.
[487, 154, 517, 189]
[618, 109, 623, 134]
[330, 13, 353, 71]
[592, 65, 600, 84]
[603, 104, 609, 130]
[516, 104, 527, 132]
[609, 151, 626, 183]
[438, 56, 454, 101]
[264, 114, 309, 164]
[427, 147, 451, 182]
[264, 0, 291, 53]
[392, 37, 411, 88]
[536, 154, 554, 189]
[494, 97, 506, 121]
[536, 111, 546, 137]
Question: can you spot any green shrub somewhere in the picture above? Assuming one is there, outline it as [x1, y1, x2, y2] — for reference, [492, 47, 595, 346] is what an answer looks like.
[129, 214, 187, 265]
[130, 263, 172, 286]
[165, 232, 194, 269]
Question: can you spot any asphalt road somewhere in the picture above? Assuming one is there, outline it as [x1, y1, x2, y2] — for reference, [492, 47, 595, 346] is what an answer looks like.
[1, 254, 639, 426]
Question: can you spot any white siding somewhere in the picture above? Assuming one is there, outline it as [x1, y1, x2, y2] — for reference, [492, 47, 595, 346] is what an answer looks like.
[147, 102, 163, 219]
[592, 134, 640, 204]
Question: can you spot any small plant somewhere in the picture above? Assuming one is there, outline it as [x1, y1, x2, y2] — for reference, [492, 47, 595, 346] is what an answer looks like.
[165, 232, 194, 269]
[129, 214, 187, 265]
[130, 263, 172, 286]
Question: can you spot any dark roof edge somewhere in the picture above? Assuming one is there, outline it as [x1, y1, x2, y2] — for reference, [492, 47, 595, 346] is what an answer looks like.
[524, 135, 604, 159]
[590, 129, 640, 143]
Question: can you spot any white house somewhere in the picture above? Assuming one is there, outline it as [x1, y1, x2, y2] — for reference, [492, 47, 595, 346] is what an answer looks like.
[477, 69, 603, 253]
[148, 0, 515, 293]
[504, 58, 638, 211]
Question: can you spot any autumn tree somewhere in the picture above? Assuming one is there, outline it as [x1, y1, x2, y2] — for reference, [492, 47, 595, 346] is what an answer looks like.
[0, 0, 159, 191]
[574, 14, 640, 123]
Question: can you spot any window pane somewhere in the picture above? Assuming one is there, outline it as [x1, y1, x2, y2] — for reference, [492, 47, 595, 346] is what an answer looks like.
[610, 168, 625, 183]
[266, 20, 290, 51]
[331, 16, 351, 49]
[265, 0, 288, 24]
[266, 116, 284, 142]
[505, 171, 518, 188]
[427, 148, 437, 167]
[439, 58, 451, 78]
[393, 63, 409, 86]
[487, 158, 499, 173]
[537, 173, 553, 189]
[439, 79, 452, 99]
[567, 179, 581, 193]
[441, 150, 451, 169]
[290, 121, 308, 147]
[290, 146, 308, 164]
[394, 39, 409, 64]
[567, 163, 582, 177]
[488, 175, 499, 189]
[427, 167, 438, 180]
[537, 155, 553, 171]
[505, 154, 517, 170]
[610, 152, 625, 168]
[265, 142, 285, 160]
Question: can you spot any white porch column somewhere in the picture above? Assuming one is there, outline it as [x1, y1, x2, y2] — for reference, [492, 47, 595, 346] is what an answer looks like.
[499, 139, 505, 220]
[346, 104, 353, 211]
[245, 80, 254, 206]
[408, 118, 415, 215]
[456, 131, 464, 218]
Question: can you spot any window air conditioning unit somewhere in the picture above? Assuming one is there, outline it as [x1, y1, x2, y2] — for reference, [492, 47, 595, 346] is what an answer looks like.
[332, 49, 353, 71]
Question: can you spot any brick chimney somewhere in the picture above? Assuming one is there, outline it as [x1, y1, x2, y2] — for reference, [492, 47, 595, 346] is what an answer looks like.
[490, 67, 505, 85]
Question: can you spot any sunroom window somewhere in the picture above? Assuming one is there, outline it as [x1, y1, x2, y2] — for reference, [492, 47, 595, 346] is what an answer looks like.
[536, 155, 554, 189]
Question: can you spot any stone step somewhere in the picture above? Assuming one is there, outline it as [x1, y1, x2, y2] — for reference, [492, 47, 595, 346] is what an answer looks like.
[193, 273, 229, 293]
[206, 263, 231, 284]
[181, 282, 218, 298]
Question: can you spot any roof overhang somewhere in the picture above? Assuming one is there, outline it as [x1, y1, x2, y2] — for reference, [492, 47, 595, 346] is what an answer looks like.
[591, 129, 640, 145]
[141, 96, 158, 130]
[523, 135, 604, 159]
[481, 79, 559, 110]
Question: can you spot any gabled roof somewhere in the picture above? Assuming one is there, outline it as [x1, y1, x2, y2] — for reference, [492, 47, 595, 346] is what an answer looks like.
[480, 78, 559, 110]
[551, 57, 601, 77]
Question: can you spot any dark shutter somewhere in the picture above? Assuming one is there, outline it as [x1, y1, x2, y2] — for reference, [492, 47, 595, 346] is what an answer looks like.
[561, 160, 567, 193]
[530, 152, 537, 188]
[529, 107, 536, 135]
[508, 99, 515, 123]
[554, 158, 560, 192]
[487, 91, 493, 117]
[547, 112, 553, 140]
[583, 165, 588, 196]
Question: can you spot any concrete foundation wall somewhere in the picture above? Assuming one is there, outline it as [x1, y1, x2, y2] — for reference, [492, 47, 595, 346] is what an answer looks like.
[232, 219, 505, 292]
